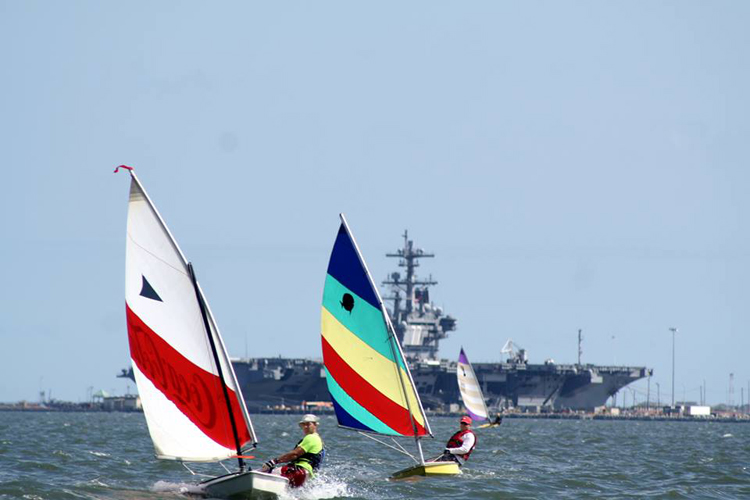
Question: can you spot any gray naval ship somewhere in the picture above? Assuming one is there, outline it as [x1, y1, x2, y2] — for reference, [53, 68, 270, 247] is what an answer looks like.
[119, 232, 651, 412]
[374, 232, 651, 412]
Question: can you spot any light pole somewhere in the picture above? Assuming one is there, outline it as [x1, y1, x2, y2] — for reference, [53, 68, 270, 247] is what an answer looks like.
[656, 382, 661, 407]
[669, 327, 678, 407]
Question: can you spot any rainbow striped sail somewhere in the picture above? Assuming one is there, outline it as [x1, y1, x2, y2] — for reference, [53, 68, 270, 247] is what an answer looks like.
[321, 215, 430, 437]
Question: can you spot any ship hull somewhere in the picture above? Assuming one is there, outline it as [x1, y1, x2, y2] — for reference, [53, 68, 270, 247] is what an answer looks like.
[555, 366, 651, 411]
[230, 358, 329, 411]
[228, 358, 648, 412]
[410, 361, 570, 409]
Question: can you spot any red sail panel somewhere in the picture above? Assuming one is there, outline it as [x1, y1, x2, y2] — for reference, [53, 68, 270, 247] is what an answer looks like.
[126, 304, 251, 448]
[322, 335, 427, 436]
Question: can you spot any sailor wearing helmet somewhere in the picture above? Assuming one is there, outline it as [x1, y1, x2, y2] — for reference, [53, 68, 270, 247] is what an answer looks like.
[261, 414, 325, 488]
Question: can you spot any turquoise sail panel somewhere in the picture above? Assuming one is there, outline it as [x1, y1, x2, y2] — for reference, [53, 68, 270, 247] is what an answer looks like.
[322, 274, 405, 371]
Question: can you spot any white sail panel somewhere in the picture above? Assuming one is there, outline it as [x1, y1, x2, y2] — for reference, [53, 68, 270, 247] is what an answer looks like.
[123, 171, 254, 461]
[126, 181, 216, 375]
[457, 348, 489, 421]
[133, 365, 240, 461]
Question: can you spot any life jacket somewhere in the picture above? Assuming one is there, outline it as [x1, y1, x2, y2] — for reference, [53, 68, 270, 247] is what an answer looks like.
[293, 437, 325, 471]
[446, 429, 476, 461]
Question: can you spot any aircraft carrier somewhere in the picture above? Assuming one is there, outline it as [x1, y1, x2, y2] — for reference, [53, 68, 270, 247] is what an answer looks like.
[119, 231, 651, 412]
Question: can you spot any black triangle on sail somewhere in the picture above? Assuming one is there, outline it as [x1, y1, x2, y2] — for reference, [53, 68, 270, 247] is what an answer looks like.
[140, 275, 163, 302]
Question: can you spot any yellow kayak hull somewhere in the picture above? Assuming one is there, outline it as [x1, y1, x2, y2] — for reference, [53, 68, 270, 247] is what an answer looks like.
[477, 423, 502, 429]
[391, 461, 462, 480]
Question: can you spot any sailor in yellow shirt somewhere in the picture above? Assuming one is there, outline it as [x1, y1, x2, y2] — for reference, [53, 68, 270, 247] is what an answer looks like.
[261, 414, 325, 488]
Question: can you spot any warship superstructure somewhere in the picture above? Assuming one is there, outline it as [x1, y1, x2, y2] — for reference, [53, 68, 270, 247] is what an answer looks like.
[381, 231, 457, 360]
[369, 230, 649, 411]
[119, 231, 650, 411]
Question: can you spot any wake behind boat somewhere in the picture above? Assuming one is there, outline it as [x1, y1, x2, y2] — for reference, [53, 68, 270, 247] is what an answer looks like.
[117, 165, 287, 498]
[320, 214, 460, 480]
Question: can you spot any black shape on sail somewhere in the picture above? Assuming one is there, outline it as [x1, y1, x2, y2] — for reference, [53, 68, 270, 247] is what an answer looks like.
[140, 275, 163, 302]
[341, 293, 354, 313]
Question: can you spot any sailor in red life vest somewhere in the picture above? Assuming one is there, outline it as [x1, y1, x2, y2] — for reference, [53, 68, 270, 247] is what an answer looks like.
[437, 415, 476, 465]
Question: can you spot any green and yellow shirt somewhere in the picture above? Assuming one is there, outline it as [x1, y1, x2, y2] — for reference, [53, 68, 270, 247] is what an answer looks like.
[292, 432, 324, 475]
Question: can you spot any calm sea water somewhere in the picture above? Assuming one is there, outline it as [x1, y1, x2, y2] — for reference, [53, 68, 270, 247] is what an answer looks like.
[0, 412, 748, 499]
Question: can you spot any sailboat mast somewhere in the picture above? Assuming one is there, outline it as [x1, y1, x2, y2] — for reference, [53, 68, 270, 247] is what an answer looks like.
[188, 263, 245, 472]
[382, 312, 424, 461]
[385, 311, 430, 463]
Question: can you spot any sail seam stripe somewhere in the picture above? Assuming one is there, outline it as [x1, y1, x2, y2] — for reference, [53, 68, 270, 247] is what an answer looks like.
[127, 233, 187, 276]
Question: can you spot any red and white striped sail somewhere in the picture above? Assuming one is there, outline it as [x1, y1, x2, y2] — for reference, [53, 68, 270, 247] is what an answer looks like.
[123, 169, 256, 462]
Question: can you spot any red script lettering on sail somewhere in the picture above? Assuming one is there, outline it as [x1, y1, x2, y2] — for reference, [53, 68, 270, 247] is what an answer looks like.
[125, 304, 250, 448]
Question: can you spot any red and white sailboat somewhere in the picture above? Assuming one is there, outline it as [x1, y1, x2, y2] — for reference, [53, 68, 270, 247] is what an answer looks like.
[118, 166, 287, 498]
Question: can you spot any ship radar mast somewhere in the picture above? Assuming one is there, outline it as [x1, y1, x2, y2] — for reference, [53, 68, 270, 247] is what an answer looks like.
[383, 230, 436, 316]
[382, 230, 456, 360]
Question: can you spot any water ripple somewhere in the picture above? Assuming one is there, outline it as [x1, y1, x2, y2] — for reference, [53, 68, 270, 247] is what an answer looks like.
[0, 413, 749, 499]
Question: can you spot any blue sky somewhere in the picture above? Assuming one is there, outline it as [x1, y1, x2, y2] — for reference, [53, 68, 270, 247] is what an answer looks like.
[1, 1, 748, 407]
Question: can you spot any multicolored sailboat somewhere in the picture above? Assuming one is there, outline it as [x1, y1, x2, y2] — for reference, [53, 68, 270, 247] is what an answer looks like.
[118, 166, 287, 498]
[320, 214, 461, 479]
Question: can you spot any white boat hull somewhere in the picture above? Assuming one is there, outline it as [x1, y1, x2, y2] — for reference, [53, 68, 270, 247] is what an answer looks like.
[200, 470, 288, 499]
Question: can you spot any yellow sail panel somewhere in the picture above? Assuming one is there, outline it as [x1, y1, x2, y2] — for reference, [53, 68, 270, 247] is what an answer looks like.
[322, 307, 425, 429]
